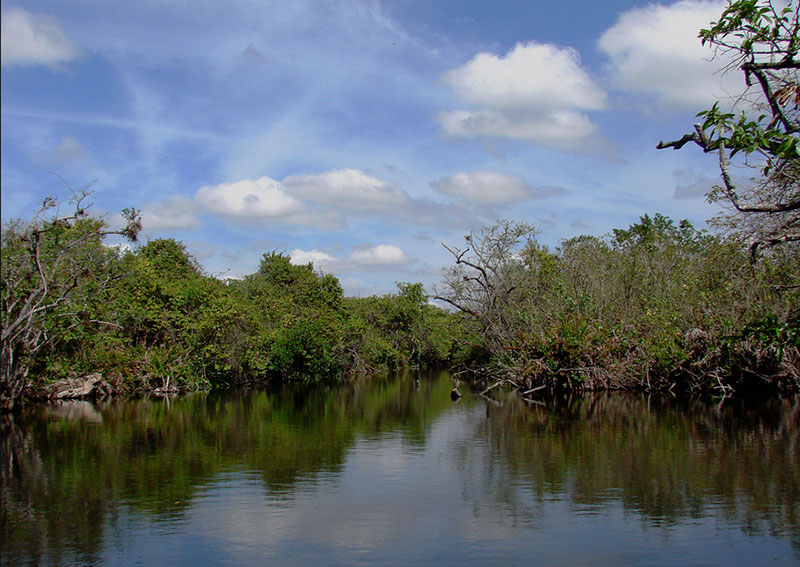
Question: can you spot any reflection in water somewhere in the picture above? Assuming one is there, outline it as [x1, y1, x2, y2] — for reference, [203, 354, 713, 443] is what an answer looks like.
[1, 372, 798, 566]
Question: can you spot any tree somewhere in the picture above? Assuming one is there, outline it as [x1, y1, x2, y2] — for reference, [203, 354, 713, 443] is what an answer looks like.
[1, 193, 141, 410]
[230, 252, 346, 381]
[433, 220, 540, 379]
[657, 0, 799, 262]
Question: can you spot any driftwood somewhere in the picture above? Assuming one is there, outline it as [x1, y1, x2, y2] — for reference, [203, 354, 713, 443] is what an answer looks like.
[521, 384, 548, 397]
[45, 373, 110, 400]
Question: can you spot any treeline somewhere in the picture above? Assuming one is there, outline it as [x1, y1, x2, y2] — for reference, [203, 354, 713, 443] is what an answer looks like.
[436, 215, 799, 395]
[1, 196, 798, 411]
[1, 199, 463, 410]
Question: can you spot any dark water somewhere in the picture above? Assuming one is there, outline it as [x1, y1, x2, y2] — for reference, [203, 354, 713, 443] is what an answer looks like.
[2, 371, 798, 566]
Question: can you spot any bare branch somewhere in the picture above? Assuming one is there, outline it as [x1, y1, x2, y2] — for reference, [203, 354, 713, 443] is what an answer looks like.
[430, 294, 480, 318]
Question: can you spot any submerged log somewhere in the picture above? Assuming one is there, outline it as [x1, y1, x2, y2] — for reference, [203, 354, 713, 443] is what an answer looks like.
[46, 373, 110, 400]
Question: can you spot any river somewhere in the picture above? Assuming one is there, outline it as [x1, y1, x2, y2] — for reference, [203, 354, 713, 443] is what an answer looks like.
[1, 371, 798, 566]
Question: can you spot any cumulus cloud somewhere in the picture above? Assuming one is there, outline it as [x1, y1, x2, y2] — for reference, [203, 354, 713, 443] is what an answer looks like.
[439, 42, 605, 146]
[290, 244, 410, 272]
[598, 0, 743, 108]
[349, 244, 409, 267]
[188, 169, 417, 229]
[443, 42, 605, 111]
[289, 248, 336, 267]
[143, 167, 483, 234]
[431, 171, 564, 204]
[284, 168, 409, 213]
[140, 169, 419, 232]
[195, 176, 302, 219]
[1, 7, 79, 68]
[438, 108, 598, 143]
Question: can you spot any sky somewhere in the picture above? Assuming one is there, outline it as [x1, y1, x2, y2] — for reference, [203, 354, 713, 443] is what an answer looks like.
[1, 0, 749, 296]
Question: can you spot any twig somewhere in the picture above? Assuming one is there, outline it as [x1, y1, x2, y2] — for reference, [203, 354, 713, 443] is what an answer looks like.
[521, 384, 548, 396]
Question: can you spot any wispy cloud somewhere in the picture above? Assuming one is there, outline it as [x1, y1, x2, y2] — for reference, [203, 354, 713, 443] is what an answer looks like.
[1, 7, 79, 68]
[32, 136, 87, 165]
[431, 171, 565, 204]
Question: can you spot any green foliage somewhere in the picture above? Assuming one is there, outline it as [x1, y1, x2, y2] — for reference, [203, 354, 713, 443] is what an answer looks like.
[344, 282, 461, 372]
[659, 0, 799, 261]
[1, 194, 141, 409]
[1, 218, 467, 409]
[694, 0, 799, 161]
[268, 319, 340, 380]
[439, 216, 799, 393]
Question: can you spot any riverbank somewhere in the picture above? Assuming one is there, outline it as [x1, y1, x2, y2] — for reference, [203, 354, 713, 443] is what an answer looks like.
[3, 205, 796, 412]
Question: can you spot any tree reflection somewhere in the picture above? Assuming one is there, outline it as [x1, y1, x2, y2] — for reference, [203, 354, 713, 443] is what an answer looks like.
[1, 375, 797, 564]
[478, 391, 798, 550]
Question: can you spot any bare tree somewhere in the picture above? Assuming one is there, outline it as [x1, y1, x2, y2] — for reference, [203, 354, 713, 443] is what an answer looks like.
[432, 221, 540, 384]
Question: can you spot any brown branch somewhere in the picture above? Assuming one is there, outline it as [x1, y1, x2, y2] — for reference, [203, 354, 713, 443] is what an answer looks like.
[521, 384, 548, 396]
[750, 231, 800, 262]
[657, 124, 716, 152]
[657, 132, 703, 150]
[742, 64, 799, 134]
[742, 58, 800, 73]
[430, 294, 479, 318]
[717, 142, 800, 212]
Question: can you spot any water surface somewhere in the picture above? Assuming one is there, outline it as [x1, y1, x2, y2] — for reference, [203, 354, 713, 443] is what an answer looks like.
[2, 371, 798, 566]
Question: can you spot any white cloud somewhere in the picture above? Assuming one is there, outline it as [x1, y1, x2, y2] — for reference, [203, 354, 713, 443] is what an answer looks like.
[598, 0, 743, 108]
[284, 168, 409, 213]
[349, 244, 409, 267]
[438, 109, 597, 144]
[138, 169, 422, 232]
[444, 42, 605, 111]
[195, 176, 302, 219]
[141, 195, 201, 230]
[431, 171, 563, 204]
[290, 248, 336, 267]
[439, 42, 605, 146]
[136, 166, 479, 235]
[289, 244, 410, 272]
[1, 8, 79, 68]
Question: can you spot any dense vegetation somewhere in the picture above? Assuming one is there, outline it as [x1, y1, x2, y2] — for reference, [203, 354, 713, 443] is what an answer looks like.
[2, 194, 796, 411]
[434, 215, 798, 394]
[1, 198, 463, 410]
[1, 0, 798, 410]
[438, 0, 799, 396]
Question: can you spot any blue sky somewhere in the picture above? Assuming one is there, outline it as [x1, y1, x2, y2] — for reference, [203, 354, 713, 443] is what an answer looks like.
[1, 1, 744, 295]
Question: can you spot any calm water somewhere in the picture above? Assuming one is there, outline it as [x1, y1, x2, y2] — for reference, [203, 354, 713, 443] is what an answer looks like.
[1, 371, 798, 566]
